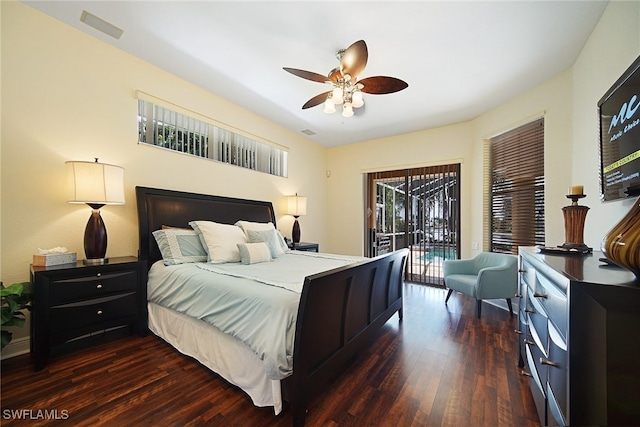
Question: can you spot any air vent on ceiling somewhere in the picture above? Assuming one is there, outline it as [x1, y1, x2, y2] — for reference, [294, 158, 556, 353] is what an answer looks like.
[301, 129, 316, 136]
[80, 10, 123, 40]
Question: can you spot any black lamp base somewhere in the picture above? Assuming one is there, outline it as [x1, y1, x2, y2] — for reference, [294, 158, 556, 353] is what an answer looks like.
[292, 216, 301, 244]
[84, 207, 108, 263]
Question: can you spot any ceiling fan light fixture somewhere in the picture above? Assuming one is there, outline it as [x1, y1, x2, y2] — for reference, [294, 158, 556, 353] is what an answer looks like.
[332, 87, 344, 104]
[352, 91, 364, 108]
[342, 102, 354, 117]
[324, 97, 336, 114]
[284, 40, 406, 119]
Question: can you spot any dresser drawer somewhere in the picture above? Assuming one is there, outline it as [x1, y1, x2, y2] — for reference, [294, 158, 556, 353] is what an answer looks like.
[520, 257, 537, 291]
[526, 343, 547, 425]
[49, 270, 137, 305]
[546, 320, 568, 422]
[535, 271, 568, 336]
[49, 292, 137, 332]
[547, 382, 567, 427]
[526, 288, 548, 356]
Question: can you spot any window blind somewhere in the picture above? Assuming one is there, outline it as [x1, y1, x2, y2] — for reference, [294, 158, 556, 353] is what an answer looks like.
[487, 118, 545, 254]
[137, 98, 288, 177]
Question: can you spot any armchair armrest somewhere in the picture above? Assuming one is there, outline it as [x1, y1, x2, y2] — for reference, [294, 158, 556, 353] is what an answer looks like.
[476, 264, 518, 299]
[443, 258, 478, 277]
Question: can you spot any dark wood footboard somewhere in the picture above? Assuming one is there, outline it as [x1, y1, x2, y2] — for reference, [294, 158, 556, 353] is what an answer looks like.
[136, 187, 409, 425]
[282, 248, 409, 426]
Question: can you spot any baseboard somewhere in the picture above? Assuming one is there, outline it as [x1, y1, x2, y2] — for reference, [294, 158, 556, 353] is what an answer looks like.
[486, 298, 520, 314]
[1, 336, 30, 360]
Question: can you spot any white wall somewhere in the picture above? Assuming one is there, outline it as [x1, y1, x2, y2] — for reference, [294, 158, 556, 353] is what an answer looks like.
[327, 1, 640, 257]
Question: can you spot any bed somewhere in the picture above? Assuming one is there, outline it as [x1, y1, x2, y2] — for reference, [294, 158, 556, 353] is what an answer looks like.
[136, 186, 408, 426]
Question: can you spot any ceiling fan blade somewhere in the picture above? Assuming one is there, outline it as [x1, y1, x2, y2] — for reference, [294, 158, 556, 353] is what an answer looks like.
[358, 76, 408, 94]
[302, 91, 331, 109]
[340, 40, 368, 81]
[283, 67, 329, 83]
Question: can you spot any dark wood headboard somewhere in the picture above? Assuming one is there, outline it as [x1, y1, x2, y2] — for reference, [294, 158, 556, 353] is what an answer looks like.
[135, 186, 277, 267]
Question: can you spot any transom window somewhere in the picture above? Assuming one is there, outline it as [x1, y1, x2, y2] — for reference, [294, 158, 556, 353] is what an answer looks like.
[137, 97, 288, 177]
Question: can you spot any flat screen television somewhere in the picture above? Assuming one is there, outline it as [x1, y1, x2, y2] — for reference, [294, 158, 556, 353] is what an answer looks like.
[599, 55, 640, 202]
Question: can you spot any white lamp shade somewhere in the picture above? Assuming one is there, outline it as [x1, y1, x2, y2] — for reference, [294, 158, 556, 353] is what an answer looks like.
[342, 102, 354, 117]
[66, 160, 125, 205]
[324, 98, 336, 114]
[352, 91, 364, 108]
[286, 195, 307, 216]
[332, 87, 344, 104]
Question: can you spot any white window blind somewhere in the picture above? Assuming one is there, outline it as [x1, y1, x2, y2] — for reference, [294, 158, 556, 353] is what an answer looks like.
[137, 97, 288, 177]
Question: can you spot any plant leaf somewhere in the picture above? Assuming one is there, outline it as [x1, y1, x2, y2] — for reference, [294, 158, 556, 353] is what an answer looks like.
[0, 283, 24, 297]
[1, 330, 12, 350]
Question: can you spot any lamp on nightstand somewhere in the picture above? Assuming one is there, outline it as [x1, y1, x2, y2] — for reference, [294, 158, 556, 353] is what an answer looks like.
[66, 159, 125, 264]
[286, 193, 307, 245]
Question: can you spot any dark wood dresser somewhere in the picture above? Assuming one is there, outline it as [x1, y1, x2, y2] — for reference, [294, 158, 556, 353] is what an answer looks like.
[517, 247, 640, 426]
[30, 256, 147, 371]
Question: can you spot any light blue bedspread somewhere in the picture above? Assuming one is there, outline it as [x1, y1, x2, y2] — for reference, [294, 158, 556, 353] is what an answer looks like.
[147, 251, 362, 380]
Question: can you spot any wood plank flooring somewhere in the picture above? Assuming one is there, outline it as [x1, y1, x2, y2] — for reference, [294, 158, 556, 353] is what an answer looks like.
[1, 283, 539, 426]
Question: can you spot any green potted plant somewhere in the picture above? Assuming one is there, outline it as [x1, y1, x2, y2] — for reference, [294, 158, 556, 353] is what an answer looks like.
[1, 281, 32, 350]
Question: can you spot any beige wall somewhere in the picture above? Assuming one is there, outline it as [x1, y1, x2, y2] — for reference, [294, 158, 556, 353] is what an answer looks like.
[1, 1, 328, 290]
[572, 1, 640, 247]
[326, 124, 473, 256]
[327, 0, 640, 257]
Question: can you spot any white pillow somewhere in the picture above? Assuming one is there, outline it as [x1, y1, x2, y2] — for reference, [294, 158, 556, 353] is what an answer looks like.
[235, 220, 288, 255]
[189, 221, 247, 263]
[246, 229, 283, 258]
[235, 220, 276, 233]
[236, 242, 272, 265]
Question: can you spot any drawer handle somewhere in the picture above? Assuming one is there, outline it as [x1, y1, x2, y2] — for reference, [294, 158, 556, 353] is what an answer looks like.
[520, 370, 533, 377]
[518, 269, 527, 273]
[96, 284, 103, 289]
[533, 292, 547, 299]
[515, 293, 523, 298]
[525, 308, 535, 314]
[97, 310, 103, 315]
[514, 329, 523, 335]
[540, 358, 560, 368]
[96, 273, 101, 277]
[523, 339, 535, 346]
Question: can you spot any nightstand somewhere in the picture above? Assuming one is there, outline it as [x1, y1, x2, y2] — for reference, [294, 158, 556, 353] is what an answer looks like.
[30, 256, 147, 371]
[290, 242, 319, 252]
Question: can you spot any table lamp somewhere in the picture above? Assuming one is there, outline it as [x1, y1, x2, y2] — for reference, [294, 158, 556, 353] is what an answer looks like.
[66, 159, 125, 264]
[286, 193, 307, 245]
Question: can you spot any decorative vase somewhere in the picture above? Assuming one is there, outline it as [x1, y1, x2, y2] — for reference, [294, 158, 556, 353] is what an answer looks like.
[601, 196, 640, 278]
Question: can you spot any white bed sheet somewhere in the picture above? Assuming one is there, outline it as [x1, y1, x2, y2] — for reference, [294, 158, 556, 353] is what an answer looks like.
[147, 302, 283, 414]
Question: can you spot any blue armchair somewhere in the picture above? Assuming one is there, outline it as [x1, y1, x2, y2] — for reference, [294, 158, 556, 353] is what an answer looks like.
[443, 252, 518, 318]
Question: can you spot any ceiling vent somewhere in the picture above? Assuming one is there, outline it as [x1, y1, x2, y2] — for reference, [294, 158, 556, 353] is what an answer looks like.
[80, 10, 123, 40]
[301, 129, 316, 136]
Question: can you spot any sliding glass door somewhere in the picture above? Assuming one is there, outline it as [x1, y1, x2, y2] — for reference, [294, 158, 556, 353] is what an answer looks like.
[366, 164, 460, 286]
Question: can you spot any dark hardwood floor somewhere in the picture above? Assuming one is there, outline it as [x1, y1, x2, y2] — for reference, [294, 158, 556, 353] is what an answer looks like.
[1, 283, 539, 426]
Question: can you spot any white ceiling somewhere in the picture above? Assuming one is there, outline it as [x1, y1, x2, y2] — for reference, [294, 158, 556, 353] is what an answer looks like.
[23, 1, 608, 147]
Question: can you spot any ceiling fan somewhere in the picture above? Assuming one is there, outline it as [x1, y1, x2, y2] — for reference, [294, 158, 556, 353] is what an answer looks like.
[283, 40, 408, 118]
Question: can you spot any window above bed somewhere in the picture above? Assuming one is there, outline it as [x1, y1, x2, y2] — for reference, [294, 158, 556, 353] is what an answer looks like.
[137, 92, 288, 177]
